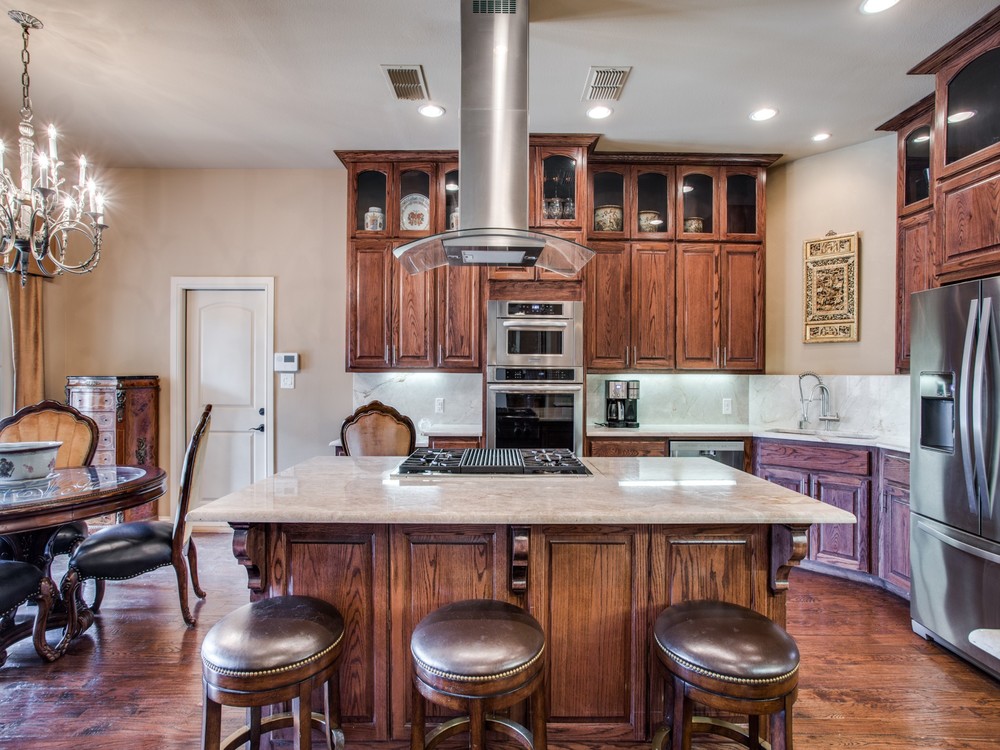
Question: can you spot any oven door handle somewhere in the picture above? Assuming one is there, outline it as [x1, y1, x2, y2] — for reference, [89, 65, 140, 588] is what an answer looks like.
[501, 320, 569, 328]
[488, 384, 583, 394]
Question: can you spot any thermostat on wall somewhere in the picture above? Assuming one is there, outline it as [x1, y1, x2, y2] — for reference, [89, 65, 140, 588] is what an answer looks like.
[274, 353, 300, 372]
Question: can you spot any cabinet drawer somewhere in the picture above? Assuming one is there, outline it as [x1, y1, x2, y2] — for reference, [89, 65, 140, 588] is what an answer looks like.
[96, 431, 114, 451]
[587, 438, 667, 457]
[69, 391, 115, 410]
[91, 450, 116, 466]
[880, 451, 910, 487]
[89, 411, 115, 429]
[756, 440, 871, 476]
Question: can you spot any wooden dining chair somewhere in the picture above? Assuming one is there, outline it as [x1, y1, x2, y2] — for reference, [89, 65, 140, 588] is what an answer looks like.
[60, 405, 212, 637]
[340, 400, 416, 456]
[0, 400, 100, 575]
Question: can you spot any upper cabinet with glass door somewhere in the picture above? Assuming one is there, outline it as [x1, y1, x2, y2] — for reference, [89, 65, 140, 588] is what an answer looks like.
[529, 135, 597, 230]
[587, 162, 673, 239]
[677, 167, 720, 240]
[350, 163, 390, 237]
[722, 167, 764, 241]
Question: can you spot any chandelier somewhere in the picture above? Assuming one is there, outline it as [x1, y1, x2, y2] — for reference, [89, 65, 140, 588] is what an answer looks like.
[0, 10, 107, 286]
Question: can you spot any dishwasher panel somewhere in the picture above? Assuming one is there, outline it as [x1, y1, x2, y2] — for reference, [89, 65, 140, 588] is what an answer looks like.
[668, 440, 746, 470]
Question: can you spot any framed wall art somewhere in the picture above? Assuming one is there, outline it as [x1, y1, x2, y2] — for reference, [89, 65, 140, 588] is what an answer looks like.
[802, 230, 859, 343]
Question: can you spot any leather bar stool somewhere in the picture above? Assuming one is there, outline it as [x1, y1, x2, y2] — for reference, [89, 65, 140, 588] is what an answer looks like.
[410, 599, 547, 750]
[201, 595, 346, 750]
[651, 600, 800, 750]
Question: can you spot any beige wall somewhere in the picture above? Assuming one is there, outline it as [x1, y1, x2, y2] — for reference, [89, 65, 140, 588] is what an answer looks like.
[42, 168, 351, 509]
[764, 135, 897, 375]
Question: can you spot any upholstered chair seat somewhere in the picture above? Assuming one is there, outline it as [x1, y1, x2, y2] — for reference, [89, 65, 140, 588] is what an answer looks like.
[69, 521, 174, 579]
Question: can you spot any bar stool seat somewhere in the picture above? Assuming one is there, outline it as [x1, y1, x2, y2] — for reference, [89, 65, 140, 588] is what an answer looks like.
[410, 599, 547, 750]
[651, 600, 799, 750]
[201, 595, 346, 750]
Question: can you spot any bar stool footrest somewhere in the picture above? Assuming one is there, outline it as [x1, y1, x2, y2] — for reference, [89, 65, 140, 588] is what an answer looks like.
[424, 715, 534, 750]
[220, 710, 345, 750]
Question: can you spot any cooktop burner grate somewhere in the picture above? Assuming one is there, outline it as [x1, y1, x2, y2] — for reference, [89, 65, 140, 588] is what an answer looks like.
[396, 448, 590, 475]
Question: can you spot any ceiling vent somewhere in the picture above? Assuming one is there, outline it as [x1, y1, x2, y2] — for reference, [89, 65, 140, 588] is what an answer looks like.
[582, 66, 631, 101]
[381, 65, 431, 101]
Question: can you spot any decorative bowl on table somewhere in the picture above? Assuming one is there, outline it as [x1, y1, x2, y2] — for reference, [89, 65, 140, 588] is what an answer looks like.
[0, 441, 61, 484]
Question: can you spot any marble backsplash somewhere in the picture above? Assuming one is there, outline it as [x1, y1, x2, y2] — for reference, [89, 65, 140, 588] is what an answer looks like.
[352, 371, 911, 443]
[352, 372, 483, 431]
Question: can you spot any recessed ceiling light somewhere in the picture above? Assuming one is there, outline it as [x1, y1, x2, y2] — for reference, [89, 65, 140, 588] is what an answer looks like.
[812, 132, 831, 142]
[947, 110, 976, 123]
[860, 0, 900, 13]
[749, 107, 778, 122]
[586, 105, 613, 120]
[418, 103, 445, 118]
[912, 134, 931, 143]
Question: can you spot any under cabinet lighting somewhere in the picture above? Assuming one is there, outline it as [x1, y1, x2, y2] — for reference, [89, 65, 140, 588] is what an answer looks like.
[912, 134, 931, 143]
[749, 107, 778, 122]
[860, 0, 900, 14]
[812, 132, 831, 142]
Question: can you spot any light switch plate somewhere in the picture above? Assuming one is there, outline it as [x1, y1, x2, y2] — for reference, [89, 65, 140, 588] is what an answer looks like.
[722, 397, 732, 415]
[280, 373, 295, 389]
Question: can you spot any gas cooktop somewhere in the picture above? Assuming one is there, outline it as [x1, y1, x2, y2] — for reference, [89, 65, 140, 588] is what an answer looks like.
[396, 448, 591, 476]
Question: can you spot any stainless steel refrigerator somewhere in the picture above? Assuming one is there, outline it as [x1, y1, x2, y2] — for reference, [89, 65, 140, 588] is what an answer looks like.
[911, 278, 1000, 680]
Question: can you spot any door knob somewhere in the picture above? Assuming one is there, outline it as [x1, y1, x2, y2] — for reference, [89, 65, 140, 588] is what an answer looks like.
[248, 424, 265, 432]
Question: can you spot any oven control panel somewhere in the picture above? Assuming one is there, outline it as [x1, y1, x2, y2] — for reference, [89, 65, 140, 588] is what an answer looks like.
[489, 367, 582, 382]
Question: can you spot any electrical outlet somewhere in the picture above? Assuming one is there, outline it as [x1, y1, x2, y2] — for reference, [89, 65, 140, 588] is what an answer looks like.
[434, 397, 445, 414]
[722, 397, 732, 415]
[280, 373, 295, 389]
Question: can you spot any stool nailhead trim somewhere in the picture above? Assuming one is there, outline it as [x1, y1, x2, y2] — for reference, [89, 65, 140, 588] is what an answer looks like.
[654, 634, 798, 686]
[414, 645, 544, 683]
[203, 629, 344, 678]
[76, 562, 170, 582]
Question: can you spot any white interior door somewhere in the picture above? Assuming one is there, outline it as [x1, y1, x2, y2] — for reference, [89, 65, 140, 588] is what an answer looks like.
[184, 287, 270, 511]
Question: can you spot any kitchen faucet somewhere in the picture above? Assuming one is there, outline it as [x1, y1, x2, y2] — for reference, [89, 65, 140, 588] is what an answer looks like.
[798, 372, 840, 430]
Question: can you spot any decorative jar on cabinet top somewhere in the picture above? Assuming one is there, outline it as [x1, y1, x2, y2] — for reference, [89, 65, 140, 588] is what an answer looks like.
[364, 206, 385, 231]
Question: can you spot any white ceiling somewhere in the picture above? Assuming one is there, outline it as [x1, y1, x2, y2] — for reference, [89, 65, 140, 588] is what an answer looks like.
[0, 0, 995, 171]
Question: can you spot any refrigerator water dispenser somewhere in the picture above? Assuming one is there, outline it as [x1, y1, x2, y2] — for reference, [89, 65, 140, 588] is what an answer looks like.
[919, 372, 955, 452]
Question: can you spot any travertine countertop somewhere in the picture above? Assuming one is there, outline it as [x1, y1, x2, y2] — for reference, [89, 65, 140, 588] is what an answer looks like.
[188, 456, 856, 527]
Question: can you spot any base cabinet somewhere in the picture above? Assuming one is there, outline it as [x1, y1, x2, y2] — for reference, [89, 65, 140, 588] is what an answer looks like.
[754, 439, 871, 573]
[237, 521, 790, 744]
[876, 450, 912, 596]
[65, 375, 160, 522]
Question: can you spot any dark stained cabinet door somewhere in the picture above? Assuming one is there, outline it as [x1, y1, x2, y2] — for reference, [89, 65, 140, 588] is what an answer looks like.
[721, 244, 763, 370]
[896, 212, 933, 373]
[529, 526, 649, 741]
[436, 265, 481, 369]
[675, 243, 720, 369]
[877, 450, 912, 594]
[348, 241, 392, 369]
[392, 255, 435, 368]
[586, 437, 667, 457]
[810, 473, 871, 573]
[585, 243, 630, 370]
[631, 244, 675, 369]
[756, 464, 809, 495]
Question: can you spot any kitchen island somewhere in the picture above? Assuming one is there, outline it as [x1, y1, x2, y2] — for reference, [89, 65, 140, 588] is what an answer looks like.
[189, 455, 854, 746]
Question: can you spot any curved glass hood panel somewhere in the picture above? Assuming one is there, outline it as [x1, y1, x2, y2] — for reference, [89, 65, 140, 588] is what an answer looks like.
[393, 228, 595, 277]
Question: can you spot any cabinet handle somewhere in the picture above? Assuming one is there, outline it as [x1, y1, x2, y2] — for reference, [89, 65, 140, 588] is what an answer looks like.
[715, 347, 720, 367]
[625, 347, 630, 367]
[723, 347, 727, 368]
[392, 345, 397, 366]
[384, 344, 389, 364]
[633, 346, 637, 367]
[438, 344, 443, 365]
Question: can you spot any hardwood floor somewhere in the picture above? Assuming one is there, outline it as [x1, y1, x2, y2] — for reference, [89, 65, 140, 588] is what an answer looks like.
[1, 531, 998, 749]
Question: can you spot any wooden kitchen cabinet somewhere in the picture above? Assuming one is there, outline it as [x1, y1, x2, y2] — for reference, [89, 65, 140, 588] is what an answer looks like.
[585, 242, 674, 371]
[586, 437, 667, 457]
[426, 435, 481, 450]
[65, 375, 160, 522]
[895, 211, 934, 372]
[675, 243, 763, 371]
[531, 136, 593, 230]
[876, 449, 911, 596]
[529, 525, 649, 740]
[587, 164, 674, 240]
[754, 439, 872, 574]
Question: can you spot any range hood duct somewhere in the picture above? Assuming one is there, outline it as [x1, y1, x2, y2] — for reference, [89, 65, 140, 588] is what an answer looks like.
[393, 0, 594, 275]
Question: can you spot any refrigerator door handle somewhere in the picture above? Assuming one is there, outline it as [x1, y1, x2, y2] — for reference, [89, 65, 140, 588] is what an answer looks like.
[974, 297, 991, 513]
[982, 295, 1000, 519]
[961, 298, 980, 515]
[917, 518, 1000, 565]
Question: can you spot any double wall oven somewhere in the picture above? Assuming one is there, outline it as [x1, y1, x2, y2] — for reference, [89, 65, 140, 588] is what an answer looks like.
[486, 301, 584, 454]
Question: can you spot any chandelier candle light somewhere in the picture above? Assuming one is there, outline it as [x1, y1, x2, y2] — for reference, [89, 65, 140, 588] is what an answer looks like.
[0, 10, 107, 286]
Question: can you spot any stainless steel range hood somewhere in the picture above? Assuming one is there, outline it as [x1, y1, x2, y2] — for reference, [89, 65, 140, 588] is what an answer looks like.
[393, 0, 594, 276]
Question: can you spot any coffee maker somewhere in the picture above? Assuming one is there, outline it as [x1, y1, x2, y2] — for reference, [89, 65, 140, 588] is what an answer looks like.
[605, 380, 628, 427]
[624, 380, 640, 427]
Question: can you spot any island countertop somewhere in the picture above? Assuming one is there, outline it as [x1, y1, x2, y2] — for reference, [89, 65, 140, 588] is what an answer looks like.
[188, 455, 855, 527]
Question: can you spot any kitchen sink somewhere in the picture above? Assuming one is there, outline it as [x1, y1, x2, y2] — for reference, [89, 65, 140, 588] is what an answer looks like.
[766, 428, 878, 440]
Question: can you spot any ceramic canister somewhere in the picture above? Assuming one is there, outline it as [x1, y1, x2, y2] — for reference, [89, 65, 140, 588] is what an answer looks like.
[364, 206, 385, 231]
[638, 210, 661, 232]
[594, 204, 623, 231]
